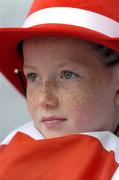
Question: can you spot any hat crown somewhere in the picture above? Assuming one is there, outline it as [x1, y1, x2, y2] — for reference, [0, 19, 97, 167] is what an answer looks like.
[28, 0, 119, 22]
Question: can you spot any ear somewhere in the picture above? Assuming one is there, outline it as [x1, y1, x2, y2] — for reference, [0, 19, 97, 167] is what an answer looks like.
[115, 89, 119, 106]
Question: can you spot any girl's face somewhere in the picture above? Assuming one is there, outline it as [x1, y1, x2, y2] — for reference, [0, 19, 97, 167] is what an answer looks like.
[23, 37, 117, 138]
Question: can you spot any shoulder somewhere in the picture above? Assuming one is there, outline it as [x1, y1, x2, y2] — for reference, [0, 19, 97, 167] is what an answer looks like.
[0, 121, 44, 145]
[80, 131, 119, 162]
[80, 131, 119, 180]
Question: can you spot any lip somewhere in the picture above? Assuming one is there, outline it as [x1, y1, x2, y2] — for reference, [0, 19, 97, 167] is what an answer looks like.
[41, 116, 67, 122]
[41, 116, 67, 128]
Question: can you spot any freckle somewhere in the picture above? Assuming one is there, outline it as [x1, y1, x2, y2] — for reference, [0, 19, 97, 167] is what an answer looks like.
[32, 96, 36, 101]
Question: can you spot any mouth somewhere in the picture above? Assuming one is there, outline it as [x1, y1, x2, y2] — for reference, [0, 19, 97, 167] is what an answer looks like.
[41, 116, 67, 128]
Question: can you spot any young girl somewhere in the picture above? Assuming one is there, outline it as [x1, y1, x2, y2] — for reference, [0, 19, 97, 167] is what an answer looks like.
[0, 0, 119, 179]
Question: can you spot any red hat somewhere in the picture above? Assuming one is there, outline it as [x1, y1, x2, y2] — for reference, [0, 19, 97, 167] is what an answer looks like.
[1, 0, 119, 95]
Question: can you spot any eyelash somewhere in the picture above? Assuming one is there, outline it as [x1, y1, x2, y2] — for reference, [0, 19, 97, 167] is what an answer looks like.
[26, 71, 79, 82]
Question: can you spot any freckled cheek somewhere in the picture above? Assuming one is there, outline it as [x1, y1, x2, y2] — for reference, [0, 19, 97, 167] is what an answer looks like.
[26, 88, 41, 112]
[61, 88, 90, 112]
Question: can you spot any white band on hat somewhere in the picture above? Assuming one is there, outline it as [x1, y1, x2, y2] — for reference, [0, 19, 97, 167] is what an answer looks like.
[23, 7, 119, 38]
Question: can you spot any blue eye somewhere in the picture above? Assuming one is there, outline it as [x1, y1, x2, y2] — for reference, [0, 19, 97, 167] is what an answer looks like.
[61, 71, 78, 79]
[26, 73, 38, 82]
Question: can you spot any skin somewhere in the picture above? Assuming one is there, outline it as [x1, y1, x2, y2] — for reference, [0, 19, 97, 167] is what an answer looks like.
[23, 36, 119, 138]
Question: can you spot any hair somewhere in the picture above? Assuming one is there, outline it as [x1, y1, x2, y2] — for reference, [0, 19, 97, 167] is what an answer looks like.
[18, 39, 119, 67]
[92, 44, 119, 67]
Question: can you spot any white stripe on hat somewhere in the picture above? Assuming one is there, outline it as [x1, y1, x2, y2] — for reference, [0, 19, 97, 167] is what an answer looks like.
[23, 7, 119, 38]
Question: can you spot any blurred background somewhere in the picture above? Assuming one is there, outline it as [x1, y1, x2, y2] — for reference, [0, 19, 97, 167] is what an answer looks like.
[0, 0, 33, 142]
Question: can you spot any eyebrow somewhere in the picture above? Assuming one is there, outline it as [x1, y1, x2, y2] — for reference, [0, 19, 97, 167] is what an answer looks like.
[23, 61, 75, 70]
[56, 61, 72, 68]
[23, 65, 38, 71]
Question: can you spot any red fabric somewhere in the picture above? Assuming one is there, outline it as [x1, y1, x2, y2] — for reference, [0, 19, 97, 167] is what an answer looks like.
[0, 132, 118, 179]
[29, 0, 119, 22]
[0, 144, 7, 153]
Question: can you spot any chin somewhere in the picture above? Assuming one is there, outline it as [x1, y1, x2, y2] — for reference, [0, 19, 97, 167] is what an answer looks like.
[43, 133, 64, 139]
[42, 131, 75, 139]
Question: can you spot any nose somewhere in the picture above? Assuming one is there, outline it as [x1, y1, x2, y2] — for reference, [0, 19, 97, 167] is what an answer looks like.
[40, 93, 59, 110]
[39, 81, 59, 110]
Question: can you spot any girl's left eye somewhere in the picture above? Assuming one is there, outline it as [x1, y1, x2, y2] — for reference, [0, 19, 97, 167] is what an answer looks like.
[60, 71, 79, 79]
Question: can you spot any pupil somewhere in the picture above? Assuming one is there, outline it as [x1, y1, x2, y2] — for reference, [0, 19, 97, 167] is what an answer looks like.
[31, 74, 36, 80]
[65, 72, 71, 78]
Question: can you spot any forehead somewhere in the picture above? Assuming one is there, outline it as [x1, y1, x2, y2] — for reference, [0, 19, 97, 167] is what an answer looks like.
[23, 36, 101, 67]
[23, 36, 95, 51]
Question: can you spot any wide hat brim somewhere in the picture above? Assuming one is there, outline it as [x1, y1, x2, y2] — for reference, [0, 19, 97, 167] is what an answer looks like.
[1, 23, 119, 95]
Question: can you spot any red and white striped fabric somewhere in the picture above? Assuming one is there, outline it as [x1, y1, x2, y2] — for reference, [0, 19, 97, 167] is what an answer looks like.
[0, 122, 119, 179]
[23, 0, 119, 38]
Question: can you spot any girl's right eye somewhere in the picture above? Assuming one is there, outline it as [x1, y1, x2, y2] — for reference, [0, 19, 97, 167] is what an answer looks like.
[26, 73, 38, 82]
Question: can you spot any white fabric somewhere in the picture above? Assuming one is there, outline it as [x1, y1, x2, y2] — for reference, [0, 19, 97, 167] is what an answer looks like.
[1, 121, 44, 145]
[112, 167, 119, 180]
[80, 131, 119, 163]
[23, 7, 119, 38]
